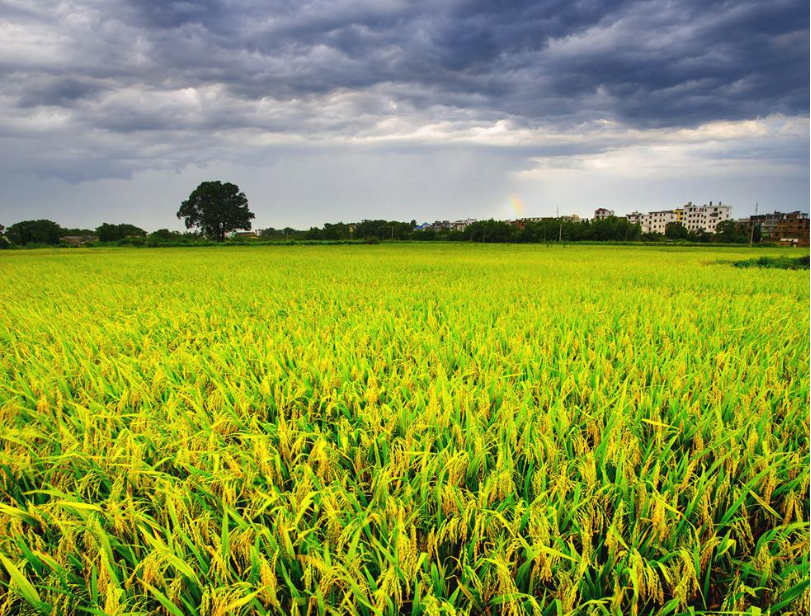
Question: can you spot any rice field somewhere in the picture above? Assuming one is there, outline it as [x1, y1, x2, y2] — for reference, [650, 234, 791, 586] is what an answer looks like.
[0, 244, 808, 615]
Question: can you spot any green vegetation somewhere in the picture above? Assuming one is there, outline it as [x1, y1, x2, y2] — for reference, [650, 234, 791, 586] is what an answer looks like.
[0, 244, 808, 615]
[96, 223, 147, 243]
[2, 214, 782, 248]
[732, 255, 810, 270]
[177, 181, 255, 242]
[4, 219, 65, 245]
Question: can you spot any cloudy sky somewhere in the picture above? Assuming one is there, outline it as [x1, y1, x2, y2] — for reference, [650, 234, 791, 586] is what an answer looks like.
[1, 0, 808, 230]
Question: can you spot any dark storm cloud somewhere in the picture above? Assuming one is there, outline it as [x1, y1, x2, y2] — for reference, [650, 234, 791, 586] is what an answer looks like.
[16, 77, 107, 108]
[0, 0, 806, 204]
[4, 0, 806, 131]
[103, 0, 807, 126]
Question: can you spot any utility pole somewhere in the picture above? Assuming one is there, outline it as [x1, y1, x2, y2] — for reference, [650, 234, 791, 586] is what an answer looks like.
[749, 201, 758, 247]
[557, 205, 562, 243]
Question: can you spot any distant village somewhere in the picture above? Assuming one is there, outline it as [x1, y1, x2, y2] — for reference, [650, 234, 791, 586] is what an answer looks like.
[413, 202, 811, 247]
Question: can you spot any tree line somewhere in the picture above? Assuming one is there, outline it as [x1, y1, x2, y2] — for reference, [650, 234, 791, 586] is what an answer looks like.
[0, 180, 761, 247]
[0, 216, 762, 247]
[256, 217, 758, 244]
[0, 219, 185, 247]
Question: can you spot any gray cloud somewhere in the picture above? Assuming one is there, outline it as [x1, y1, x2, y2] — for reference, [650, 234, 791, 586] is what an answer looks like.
[0, 0, 807, 225]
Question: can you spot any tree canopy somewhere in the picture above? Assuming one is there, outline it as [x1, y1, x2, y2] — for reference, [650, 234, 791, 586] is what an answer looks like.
[5, 219, 62, 245]
[177, 181, 254, 242]
[96, 223, 146, 243]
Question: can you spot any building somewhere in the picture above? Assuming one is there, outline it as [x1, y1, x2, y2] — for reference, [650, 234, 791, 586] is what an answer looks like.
[232, 231, 259, 239]
[59, 235, 97, 246]
[418, 219, 477, 232]
[451, 219, 477, 231]
[640, 210, 679, 234]
[680, 201, 731, 232]
[740, 211, 810, 242]
[593, 208, 615, 220]
[423, 220, 453, 232]
[511, 217, 548, 229]
[752, 212, 784, 239]
[629, 201, 732, 234]
[775, 212, 810, 247]
[626, 211, 643, 226]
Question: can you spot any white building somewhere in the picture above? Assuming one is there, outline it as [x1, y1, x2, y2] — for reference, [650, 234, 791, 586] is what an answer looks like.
[680, 201, 731, 232]
[594, 208, 615, 220]
[640, 210, 679, 234]
[452, 219, 477, 231]
[627, 201, 732, 234]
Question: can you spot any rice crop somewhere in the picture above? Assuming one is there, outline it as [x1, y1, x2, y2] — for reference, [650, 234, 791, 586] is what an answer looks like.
[0, 244, 808, 615]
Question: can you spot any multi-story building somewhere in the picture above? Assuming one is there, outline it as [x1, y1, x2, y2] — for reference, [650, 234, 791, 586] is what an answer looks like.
[422, 220, 452, 231]
[625, 202, 731, 234]
[755, 213, 782, 239]
[740, 211, 809, 242]
[512, 217, 544, 229]
[594, 208, 615, 220]
[775, 212, 810, 247]
[640, 210, 679, 234]
[418, 219, 478, 232]
[451, 219, 477, 231]
[680, 201, 731, 232]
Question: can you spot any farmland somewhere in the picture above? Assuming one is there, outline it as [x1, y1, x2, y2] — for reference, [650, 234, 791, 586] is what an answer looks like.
[0, 244, 808, 615]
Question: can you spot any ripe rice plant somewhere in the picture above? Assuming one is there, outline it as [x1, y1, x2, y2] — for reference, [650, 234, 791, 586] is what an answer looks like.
[0, 244, 808, 615]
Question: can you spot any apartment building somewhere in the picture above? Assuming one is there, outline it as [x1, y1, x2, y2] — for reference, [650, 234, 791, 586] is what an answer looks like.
[418, 219, 478, 232]
[594, 208, 615, 220]
[628, 202, 731, 234]
[642, 210, 679, 234]
[680, 201, 731, 232]
[451, 219, 478, 231]
[740, 211, 809, 242]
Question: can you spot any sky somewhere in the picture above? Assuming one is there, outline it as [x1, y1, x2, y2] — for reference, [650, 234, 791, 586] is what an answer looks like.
[0, 0, 808, 231]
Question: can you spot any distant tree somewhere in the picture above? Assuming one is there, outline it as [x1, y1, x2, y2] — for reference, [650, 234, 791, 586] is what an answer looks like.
[0, 224, 8, 249]
[6, 219, 62, 245]
[412, 228, 437, 241]
[96, 223, 146, 242]
[60, 227, 95, 237]
[714, 220, 749, 244]
[177, 181, 254, 242]
[689, 228, 711, 243]
[641, 231, 665, 242]
[665, 222, 689, 240]
[464, 219, 516, 242]
[148, 228, 182, 240]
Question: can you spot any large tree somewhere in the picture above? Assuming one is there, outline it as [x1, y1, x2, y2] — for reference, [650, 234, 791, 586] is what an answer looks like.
[177, 181, 254, 242]
[5, 219, 62, 245]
